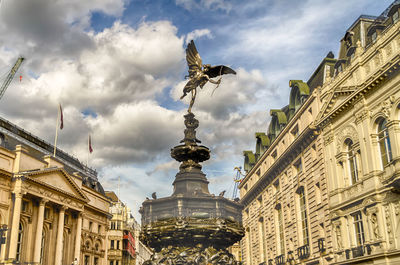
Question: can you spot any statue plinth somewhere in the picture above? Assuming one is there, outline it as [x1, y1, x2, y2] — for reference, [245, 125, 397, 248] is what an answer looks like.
[140, 113, 244, 265]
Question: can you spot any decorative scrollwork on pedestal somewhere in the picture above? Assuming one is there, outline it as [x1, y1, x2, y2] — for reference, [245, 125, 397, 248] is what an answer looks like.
[143, 246, 239, 265]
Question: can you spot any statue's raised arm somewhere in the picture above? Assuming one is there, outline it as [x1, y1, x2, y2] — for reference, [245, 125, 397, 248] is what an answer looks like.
[181, 40, 236, 113]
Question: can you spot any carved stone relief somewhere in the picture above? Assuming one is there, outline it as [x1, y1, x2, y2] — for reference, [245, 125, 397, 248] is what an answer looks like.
[385, 205, 393, 246]
[381, 98, 393, 119]
[335, 225, 343, 249]
[370, 212, 380, 240]
[386, 43, 393, 57]
[365, 62, 371, 75]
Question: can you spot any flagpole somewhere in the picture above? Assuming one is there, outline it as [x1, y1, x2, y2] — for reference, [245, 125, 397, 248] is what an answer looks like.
[53, 105, 60, 157]
[87, 135, 89, 167]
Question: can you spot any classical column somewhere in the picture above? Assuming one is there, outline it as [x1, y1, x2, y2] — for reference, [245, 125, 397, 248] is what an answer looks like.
[74, 212, 83, 263]
[8, 192, 23, 260]
[33, 199, 47, 263]
[55, 206, 67, 265]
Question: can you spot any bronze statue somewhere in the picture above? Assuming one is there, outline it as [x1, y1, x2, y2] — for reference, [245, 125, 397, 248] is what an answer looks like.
[181, 40, 236, 113]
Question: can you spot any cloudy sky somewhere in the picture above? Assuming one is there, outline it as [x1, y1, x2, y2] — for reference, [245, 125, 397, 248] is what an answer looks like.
[0, 0, 394, 221]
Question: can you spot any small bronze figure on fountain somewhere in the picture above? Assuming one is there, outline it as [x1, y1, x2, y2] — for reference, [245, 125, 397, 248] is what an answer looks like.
[181, 40, 236, 113]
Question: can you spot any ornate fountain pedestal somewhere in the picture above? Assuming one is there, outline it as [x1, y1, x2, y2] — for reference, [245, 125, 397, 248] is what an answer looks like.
[140, 113, 244, 265]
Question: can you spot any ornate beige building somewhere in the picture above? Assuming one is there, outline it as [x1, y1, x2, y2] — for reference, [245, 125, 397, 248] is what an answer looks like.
[0, 116, 110, 265]
[132, 219, 152, 265]
[240, 1, 400, 265]
[105, 191, 152, 265]
[316, 1, 400, 264]
[106, 191, 135, 265]
[239, 60, 334, 264]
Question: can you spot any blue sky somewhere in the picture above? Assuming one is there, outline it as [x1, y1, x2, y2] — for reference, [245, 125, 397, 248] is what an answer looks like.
[0, 0, 394, 221]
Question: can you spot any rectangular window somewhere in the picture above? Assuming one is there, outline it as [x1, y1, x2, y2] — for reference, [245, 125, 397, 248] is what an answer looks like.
[116, 261, 119, 265]
[98, 225, 102, 234]
[84, 255, 90, 265]
[348, 148, 359, 184]
[21, 200, 29, 212]
[299, 189, 309, 245]
[94, 257, 99, 265]
[16, 223, 23, 261]
[89, 221, 93, 232]
[277, 207, 285, 254]
[294, 159, 303, 175]
[271, 150, 277, 160]
[111, 240, 114, 249]
[44, 207, 50, 220]
[291, 125, 299, 138]
[378, 127, 393, 167]
[273, 179, 280, 194]
[259, 218, 266, 262]
[110, 261, 114, 265]
[117, 240, 120, 250]
[353, 212, 365, 246]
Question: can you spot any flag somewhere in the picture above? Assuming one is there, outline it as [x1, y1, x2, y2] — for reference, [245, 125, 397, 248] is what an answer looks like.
[19, 75, 22, 82]
[59, 104, 63, 130]
[89, 135, 93, 153]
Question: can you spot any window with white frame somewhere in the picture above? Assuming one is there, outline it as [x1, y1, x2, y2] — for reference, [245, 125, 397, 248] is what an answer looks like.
[40, 229, 46, 264]
[377, 118, 393, 167]
[345, 139, 359, 184]
[16, 222, 23, 262]
[298, 187, 309, 245]
[258, 217, 266, 262]
[353, 212, 365, 246]
[276, 205, 285, 254]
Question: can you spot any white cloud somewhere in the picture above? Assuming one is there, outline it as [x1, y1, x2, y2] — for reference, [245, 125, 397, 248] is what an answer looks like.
[175, 0, 231, 12]
[186, 29, 213, 43]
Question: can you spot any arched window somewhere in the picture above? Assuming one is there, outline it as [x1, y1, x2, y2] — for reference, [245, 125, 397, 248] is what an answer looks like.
[345, 139, 359, 184]
[377, 118, 393, 167]
[16, 222, 23, 262]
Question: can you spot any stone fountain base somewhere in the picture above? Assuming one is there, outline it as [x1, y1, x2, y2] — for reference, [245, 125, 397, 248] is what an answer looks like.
[140, 113, 244, 265]
[143, 245, 238, 265]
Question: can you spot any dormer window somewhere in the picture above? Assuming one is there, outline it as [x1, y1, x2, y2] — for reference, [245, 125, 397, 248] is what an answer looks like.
[393, 11, 399, 23]
[372, 32, 377, 43]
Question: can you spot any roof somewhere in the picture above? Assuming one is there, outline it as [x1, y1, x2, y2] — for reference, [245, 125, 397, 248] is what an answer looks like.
[105, 191, 119, 202]
[346, 15, 377, 32]
[0, 115, 97, 179]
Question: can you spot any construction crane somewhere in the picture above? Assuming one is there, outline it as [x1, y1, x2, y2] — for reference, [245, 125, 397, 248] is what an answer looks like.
[0, 57, 24, 100]
[232, 166, 245, 199]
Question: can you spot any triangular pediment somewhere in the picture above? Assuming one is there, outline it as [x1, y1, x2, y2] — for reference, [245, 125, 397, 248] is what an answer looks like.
[23, 168, 88, 201]
[317, 86, 357, 123]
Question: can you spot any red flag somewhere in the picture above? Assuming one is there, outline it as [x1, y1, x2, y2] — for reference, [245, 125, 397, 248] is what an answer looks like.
[89, 135, 93, 153]
[59, 104, 64, 130]
[19, 75, 22, 82]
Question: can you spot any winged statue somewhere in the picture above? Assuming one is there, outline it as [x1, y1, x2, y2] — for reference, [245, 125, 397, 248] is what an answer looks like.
[181, 40, 236, 113]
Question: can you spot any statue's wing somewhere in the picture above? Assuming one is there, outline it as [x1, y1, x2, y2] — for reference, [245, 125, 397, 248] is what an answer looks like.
[204, 65, 236, 78]
[186, 40, 202, 72]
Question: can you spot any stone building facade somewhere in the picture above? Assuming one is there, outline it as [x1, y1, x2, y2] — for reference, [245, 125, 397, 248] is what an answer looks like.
[0, 116, 110, 265]
[316, 2, 400, 264]
[132, 219, 152, 265]
[106, 191, 135, 265]
[105, 191, 152, 265]
[239, 61, 334, 264]
[240, 1, 400, 265]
